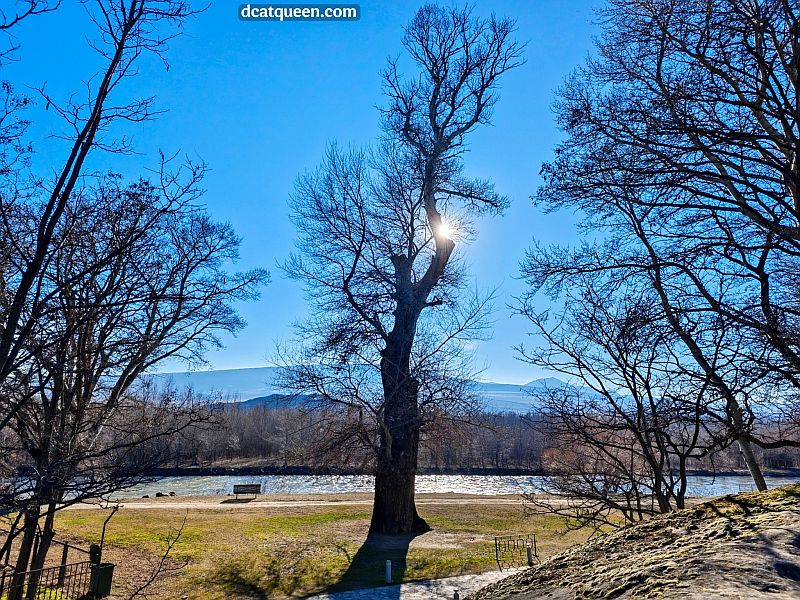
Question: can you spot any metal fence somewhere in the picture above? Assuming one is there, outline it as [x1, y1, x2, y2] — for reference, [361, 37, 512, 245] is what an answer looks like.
[494, 533, 538, 571]
[0, 524, 113, 600]
[0, 559, 94, 600]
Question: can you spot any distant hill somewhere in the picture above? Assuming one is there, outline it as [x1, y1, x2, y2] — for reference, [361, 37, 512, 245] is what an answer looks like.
[145, 367, 284, 401]
[143, 367, 576, 413]
[236, 393, 307, 410]
[478, 377, 572, 412]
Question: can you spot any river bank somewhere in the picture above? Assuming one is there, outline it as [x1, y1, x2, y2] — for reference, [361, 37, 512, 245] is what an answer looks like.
[69, 492, 538, 511]
[51, 487, 800, 599]
[470, 485, 800, 599]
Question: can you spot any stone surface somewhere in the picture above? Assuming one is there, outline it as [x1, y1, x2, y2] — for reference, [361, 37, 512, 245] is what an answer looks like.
[469, 486, 800, 599]
[306, 568, 524, 600]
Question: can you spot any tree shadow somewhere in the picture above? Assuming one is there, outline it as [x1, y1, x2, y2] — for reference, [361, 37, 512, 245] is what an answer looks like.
[325, 532, 421, 597]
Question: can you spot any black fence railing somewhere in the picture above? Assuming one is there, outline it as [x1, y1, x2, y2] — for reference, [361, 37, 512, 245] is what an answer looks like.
[0, 523, 115, 600]
[494, 533, 538, 571]
[0, 559, 93, 600]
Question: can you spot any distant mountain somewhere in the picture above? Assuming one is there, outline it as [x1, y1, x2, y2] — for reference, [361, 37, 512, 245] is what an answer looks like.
[236, 394, 307, 409]
[478, 377, 574, 412]
[143, 367, 577, 413]
[145, 367, 283, 401]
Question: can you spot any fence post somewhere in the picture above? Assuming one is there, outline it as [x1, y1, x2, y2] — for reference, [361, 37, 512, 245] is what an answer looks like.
[30, 532, 40, 570]
[57, 543, 69, 586]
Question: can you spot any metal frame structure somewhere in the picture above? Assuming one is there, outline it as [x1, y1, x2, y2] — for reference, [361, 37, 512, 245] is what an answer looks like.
[494, 533, 538, 572]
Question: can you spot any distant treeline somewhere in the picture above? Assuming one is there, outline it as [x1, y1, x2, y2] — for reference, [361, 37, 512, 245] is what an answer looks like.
[164, 403, 800, 474]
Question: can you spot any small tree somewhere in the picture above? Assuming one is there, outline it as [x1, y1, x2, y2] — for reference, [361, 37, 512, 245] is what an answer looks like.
[518, 274, 715, 527]
[284, 5, 522, 534]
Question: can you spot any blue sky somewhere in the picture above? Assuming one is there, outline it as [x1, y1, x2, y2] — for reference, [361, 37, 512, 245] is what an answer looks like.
[7, 1, 599, 384]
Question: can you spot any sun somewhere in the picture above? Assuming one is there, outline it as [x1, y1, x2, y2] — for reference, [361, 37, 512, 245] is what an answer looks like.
[436, 219, 454, 240]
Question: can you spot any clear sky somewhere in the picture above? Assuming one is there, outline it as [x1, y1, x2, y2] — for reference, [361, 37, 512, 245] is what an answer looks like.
[7, 1, 600, 385]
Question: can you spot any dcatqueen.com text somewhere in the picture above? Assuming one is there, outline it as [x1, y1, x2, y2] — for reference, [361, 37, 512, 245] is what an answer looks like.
[239, 3, 360, 22]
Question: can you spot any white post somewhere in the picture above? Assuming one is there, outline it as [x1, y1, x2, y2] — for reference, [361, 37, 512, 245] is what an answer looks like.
[385, 559, 392, 583]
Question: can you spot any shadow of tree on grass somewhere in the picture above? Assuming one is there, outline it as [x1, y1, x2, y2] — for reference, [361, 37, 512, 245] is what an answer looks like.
[325, 532, 422, 598]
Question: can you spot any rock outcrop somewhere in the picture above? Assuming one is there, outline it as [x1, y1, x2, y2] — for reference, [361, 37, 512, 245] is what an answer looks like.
[470, 485, 800, 599]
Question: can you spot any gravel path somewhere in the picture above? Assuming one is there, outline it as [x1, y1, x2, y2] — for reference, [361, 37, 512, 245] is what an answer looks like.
[66, 497, 525, 511]
[305, 569, 523, 600]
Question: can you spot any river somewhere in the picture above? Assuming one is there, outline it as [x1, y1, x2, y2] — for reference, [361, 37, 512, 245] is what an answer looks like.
[112, 473, 800, 499]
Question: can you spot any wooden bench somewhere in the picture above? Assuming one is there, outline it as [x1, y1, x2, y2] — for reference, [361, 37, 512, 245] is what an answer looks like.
[233, 483, 261, 499]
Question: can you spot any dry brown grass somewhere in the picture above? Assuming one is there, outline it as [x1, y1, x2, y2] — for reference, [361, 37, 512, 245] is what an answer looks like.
[49, 493, 590, 599]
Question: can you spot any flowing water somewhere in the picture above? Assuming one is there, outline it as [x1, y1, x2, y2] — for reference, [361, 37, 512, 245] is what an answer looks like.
[111, 473, 799, 499]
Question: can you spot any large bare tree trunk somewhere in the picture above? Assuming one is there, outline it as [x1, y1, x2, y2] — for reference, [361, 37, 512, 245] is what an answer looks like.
[370, 413, 428, 534]
[371, 303, 430, 534]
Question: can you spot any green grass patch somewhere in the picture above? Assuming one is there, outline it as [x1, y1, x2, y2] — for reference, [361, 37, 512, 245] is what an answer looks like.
[240, 509, 370, 539]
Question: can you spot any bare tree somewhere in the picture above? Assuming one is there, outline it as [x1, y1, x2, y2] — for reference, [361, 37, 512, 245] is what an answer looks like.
[283, 4, 522, 534]
[517, 274, 717, 527]
[527, 0, 800, 491]
[0, 0, 202, 428]
[0, 169, 266, 595]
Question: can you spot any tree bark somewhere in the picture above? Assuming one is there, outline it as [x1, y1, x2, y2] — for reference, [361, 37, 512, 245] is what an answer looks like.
[738, 437, 768, 491]
[726, 393, 768, 491]
[371, 297, 430, 534]
[370, 417, 429, 534]
[24, 501, 56, 599]
[9, 509, 38, 600]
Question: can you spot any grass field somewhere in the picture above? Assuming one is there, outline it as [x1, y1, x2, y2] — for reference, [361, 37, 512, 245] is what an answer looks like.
[51, 494, 591, 599]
